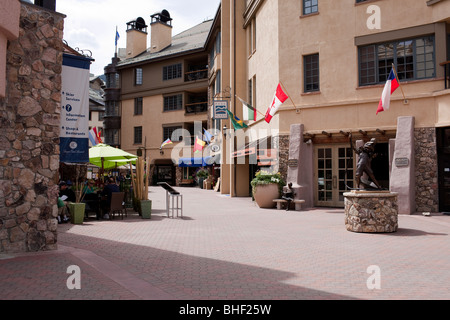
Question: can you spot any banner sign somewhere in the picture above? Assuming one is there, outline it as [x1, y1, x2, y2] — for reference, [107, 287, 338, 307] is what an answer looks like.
[213, 100, 229, 120]
[60, 53, 91, 163]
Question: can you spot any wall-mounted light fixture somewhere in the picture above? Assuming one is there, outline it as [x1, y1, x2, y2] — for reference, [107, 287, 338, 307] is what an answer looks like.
[223, 124, 227, 138]
[159, 149, 164, 155]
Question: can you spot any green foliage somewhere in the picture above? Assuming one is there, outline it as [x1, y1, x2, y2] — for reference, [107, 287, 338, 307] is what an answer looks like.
[250, 170, 285, 198]
[195, 168, 209, 179]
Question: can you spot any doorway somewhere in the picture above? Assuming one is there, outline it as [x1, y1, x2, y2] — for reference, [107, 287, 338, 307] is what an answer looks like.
[314, 142, 389, 207]
[437, 127, 450, 212]
[314, 145, 354, 207]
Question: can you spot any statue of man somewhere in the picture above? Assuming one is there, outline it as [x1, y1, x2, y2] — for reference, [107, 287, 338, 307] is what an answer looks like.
[349, 133, 382, 190]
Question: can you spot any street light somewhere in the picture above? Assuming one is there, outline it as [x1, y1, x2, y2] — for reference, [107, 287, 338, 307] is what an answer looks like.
[223, 124, 227, 137]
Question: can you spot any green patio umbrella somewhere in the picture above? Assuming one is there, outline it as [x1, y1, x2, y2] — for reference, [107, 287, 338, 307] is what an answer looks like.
[89, 143, 138, 173]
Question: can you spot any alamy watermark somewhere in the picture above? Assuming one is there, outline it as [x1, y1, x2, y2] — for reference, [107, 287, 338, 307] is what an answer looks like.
[66, 265, 81, 290]
[366, 265, 381, 290]
[366, 5, 381, 30]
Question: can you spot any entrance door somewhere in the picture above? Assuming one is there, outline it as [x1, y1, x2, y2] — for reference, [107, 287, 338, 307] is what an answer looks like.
[437, 127, 450, 212]
[156, 165, 175, 186]
[314, 145, 354, 207]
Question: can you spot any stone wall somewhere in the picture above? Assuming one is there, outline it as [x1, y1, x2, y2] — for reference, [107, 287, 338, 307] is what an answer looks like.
[0, 3, 64, 252]
[414, 127, 439, 213]
[277, 134, 289, 184]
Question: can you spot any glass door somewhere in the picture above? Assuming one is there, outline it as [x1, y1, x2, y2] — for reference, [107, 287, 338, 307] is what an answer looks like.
[315, 145, 354, 207]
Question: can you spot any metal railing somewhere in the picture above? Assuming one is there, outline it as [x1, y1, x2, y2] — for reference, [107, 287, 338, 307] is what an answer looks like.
[184, 69, 208, 82]
[185, 102, 207, 114]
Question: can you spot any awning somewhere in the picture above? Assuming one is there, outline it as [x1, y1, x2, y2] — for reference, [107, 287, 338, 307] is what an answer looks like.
[178, 156, 213, 167]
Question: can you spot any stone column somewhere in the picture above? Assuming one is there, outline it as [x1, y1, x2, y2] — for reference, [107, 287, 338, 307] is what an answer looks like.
[390, 116, 415, 214]
[286, 124, 313, 209]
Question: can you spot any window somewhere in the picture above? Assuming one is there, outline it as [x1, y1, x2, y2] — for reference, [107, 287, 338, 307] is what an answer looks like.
[164, 94, 183, 111]
[304, 54, 320, 92]
[163, 64, 182, 81]
[134, 126, 142, 144]
[134, 97, 143, 115]
[105, 101, 120, 117]
[248, 19, 256, 55]
[249, 75, 256, 108]
[358, 36, 435, 86]
[303, 0, 318, 15]
[105, 129, 120, 146]
[135, 68, 143, 85]
[106, 73, 120, 88]
[163, 126, 183, 142]
[215, 70, 221, 96]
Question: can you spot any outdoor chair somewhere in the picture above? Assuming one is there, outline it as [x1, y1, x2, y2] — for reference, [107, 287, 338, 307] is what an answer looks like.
[109, 192, 126, 220]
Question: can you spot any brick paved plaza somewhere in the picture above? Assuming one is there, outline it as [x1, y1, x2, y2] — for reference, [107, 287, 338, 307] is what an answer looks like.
[1, 186, 449, 301]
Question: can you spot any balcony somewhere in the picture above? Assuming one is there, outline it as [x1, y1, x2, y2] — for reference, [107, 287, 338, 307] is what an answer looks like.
[185, 68, 208, 82]
[185, 102, 208, 114]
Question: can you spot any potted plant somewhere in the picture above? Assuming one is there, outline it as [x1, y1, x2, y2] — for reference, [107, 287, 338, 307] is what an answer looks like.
[131, 157, 152, 219]
[68, 165, 88, 224]
[195, 168, 209, 189]
[251, 170, 285, 208]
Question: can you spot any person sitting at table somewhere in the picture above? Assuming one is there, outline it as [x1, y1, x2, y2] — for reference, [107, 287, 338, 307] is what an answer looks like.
[83, 179, 100, 219]
[58, 181, 75, 223]
[101, 177, 120, 219]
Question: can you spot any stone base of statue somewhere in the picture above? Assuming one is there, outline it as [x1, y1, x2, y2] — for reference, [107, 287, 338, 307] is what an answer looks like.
[343, 190, 398, 233]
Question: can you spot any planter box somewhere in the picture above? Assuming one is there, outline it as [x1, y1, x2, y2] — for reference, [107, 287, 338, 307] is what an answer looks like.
[253, 183, 279, 208]
[141, 200, 152, 219]
[68, 202, 85, 224]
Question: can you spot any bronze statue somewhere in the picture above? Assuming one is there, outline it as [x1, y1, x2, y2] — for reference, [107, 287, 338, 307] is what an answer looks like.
[349, 133, 382, 190]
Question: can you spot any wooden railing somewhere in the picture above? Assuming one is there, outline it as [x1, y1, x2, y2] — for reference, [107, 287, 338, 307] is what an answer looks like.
[184, 69, 208, 82]
[185, 102, 207, 114]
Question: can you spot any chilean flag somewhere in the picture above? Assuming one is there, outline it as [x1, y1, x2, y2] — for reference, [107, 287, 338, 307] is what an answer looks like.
[265, 83, 289, 123]
[376, 69, 399, 115]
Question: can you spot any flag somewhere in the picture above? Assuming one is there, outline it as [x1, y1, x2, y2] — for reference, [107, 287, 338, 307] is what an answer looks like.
[96, 127, 103, 144]
[160, 138, 173, 149]
[265, 83, 289, 123]
[203, 128, 213, 143]
[115, 29, 120, 46]
[237, 96, 257, 121]
[89, 128, 97, 146]
[376, 69, 399, 115]
[226, 109, 248, 130]
[194, 137, 206, 153]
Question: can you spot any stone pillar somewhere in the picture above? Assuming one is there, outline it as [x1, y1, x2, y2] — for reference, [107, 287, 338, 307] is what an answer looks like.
[390, 116, 415, 215]
[0, 3, 64, 252]
[286, 124, 313, 209]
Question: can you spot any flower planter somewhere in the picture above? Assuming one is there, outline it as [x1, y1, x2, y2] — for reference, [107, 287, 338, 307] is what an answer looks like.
[140, 200, 152, 219]
[253, 183, 279, 208]
[68, 202, 85, 224]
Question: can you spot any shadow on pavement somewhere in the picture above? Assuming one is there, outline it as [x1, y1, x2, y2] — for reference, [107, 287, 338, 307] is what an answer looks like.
[57, 230, 357, 300]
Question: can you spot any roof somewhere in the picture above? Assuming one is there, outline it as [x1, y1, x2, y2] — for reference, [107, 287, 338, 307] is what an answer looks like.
[117, 19, 213, 68]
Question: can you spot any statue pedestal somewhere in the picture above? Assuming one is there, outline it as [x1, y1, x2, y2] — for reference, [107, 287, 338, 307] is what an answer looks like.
[343, 191, 398, 233]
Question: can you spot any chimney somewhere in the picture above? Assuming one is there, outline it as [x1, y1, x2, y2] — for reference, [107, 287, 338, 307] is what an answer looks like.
[149, 9, 172, 53]
[125, 17, 148, 59]
[34, 0, 56, 11]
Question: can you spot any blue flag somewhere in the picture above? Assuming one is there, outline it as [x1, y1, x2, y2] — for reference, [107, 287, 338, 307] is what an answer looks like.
[203, 128, 213, 143]
[115, 30, 120, 46]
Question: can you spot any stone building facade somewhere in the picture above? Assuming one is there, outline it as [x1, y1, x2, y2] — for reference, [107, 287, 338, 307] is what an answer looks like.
[0, 2, 64, 252]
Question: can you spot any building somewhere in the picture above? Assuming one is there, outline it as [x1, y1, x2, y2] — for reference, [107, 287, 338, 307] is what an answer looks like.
[88, 74, 105, 145]
[114, 11, 213, 186]
[210, 0, 450, 214]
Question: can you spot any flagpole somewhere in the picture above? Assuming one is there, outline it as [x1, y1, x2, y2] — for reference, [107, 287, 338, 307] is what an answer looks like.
[115, 26, 118, 57]
[279, 81, 300, 113]
[391, 63, 407, 102]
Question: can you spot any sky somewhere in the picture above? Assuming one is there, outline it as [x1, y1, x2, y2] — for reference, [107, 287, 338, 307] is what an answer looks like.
[56, 0, 221, 76]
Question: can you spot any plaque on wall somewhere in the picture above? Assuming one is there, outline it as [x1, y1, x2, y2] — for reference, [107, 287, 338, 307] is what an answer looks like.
[395, 157, 409, 167]
[288, 159, 298, 167]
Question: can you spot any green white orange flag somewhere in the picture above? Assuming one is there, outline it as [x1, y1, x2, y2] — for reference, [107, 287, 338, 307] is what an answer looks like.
[237, 96, 257, 121]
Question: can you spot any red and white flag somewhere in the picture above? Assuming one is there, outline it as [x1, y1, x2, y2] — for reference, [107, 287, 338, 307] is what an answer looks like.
[265, 83, 288, 123]
[376, 69, 399, 115]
